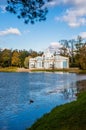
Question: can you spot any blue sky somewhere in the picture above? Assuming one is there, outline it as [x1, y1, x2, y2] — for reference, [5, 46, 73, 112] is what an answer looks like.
[0, 0, 86, 51]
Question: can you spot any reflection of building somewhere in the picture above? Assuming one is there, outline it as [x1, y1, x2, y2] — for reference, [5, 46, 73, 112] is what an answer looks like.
[29, 49, 69, 69]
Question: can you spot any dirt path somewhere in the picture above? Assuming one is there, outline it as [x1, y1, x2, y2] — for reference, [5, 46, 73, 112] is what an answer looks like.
[17, 68, 31, 72]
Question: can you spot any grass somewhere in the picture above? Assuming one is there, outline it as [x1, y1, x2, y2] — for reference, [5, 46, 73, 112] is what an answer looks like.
[0, 67, 17, 72]
[78, 69, 86, 74]
[28, 91, 86, 130]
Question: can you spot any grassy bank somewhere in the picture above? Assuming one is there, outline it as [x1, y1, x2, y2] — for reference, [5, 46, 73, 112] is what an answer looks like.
[28, 81, 86, 130]
[0, 67, 86, 73]
[78, 69, 86, 74]
[0, 67, 17, 72]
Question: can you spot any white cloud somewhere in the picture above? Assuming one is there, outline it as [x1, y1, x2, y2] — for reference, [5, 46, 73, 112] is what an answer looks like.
[52, 0, 86, 27]
[50, 42, 61, 47]
[0, 28, 21, 36]
[45, 0, 60, 7]
[50, 42, 60, 46]
[48, 42, 62, 54]
[63, 0, 86, 6]
[47, 0, 86, 7]
[56, 7, 86, 27]
[79, 32, 86, 39]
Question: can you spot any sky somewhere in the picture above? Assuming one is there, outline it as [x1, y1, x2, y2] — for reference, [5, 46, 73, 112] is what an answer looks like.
[0, 0, 86, 51]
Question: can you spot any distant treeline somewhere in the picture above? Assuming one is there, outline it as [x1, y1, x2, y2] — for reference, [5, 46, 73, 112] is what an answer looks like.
[0, 36, 86, 69]
[0, 49, 43, 68]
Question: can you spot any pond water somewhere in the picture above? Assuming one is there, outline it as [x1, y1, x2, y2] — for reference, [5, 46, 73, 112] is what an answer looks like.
[0, 72, 86, 130]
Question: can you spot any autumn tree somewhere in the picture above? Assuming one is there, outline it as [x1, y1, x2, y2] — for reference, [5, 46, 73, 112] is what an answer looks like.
[11, 50, 21, 67]
[78, 43, 86, 69]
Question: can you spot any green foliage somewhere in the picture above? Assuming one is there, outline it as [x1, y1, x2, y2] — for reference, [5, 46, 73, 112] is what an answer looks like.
[1, 49, 12, 67]
[28, 91, 86, 130]
[6, 0, 51, 24]
[78, 44, 86, 69]
[24, 56, 30, 68]
[19, 50, 29, 67]
[29, 49, 38, 58]
[0, 67, 17, 72]
[0, 48, 2, 66]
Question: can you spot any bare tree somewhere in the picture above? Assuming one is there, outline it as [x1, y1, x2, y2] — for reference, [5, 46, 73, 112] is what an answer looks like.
[68, 39, 76, 65]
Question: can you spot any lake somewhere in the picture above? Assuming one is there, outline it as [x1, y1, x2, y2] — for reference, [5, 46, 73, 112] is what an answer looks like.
[0, 72, 86, 130]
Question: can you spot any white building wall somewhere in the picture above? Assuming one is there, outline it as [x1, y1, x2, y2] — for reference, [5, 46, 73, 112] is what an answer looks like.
[29, 51, 69, 69]
[55, 61, 63, 68]
[44, 61, 49, 69]
[36, 61, 43, 68]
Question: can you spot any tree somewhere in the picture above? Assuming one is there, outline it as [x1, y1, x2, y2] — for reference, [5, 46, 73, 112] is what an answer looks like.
[19, 50, 29, 67]
[30, 50, 38, 57]
[1, 49, 12, 67]
[0, 48, 2, 66]
[24, 56, 30, 68]
[75, 36, 83, 67]
[38, 51, 43, 56]
[11, 50, 21, 67]
[75, 36, 83, 51]
[68, 39, 76, 66]
[6, 0, 51, 24]
[78, 43, 86, 69]
[59, 40, 69, 56]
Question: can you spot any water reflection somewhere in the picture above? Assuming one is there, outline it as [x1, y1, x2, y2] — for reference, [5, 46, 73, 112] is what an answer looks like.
[46, 83, 77, 101]
[61, 87, 77, 100]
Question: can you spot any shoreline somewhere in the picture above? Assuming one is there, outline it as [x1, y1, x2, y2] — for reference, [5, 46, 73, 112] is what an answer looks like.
[17, 68, 31, 72]
[1, 67, 86, 73]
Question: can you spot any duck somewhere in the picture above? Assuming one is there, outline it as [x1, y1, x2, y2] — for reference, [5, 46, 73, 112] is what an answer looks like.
[29, 99, 34, 104]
